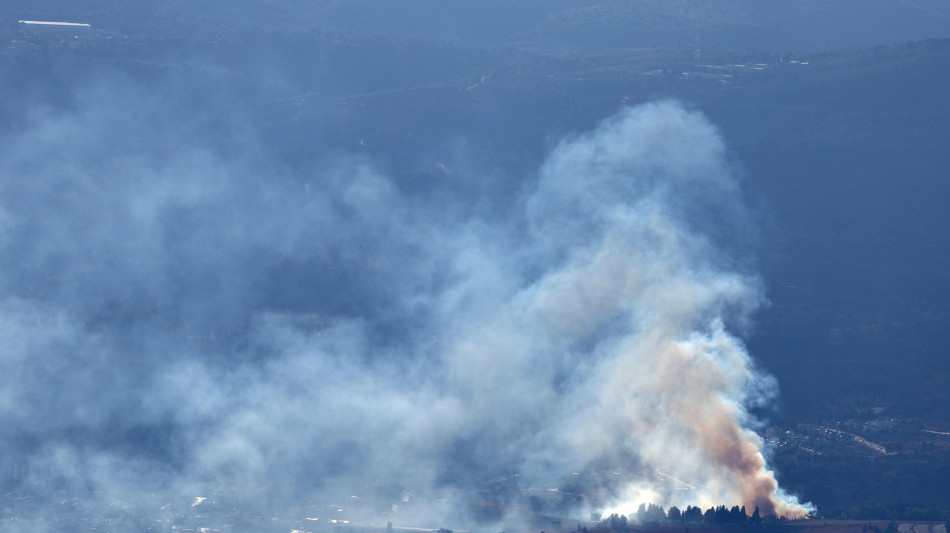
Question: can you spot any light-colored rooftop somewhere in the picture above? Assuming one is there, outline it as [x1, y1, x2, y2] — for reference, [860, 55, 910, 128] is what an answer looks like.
[18, 20, 91, 27]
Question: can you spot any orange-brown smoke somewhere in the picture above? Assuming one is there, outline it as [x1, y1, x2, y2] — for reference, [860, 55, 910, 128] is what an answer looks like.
[521, 101, 813, 518]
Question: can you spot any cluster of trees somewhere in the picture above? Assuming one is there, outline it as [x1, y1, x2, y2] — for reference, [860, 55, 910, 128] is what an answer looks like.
[604, 503, 766, 529]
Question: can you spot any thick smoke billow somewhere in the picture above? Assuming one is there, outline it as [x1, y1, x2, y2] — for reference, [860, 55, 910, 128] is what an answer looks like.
[0, 85, 808, 531]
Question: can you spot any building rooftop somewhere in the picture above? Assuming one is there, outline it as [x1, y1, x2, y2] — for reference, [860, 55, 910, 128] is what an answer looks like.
[18, 20, 91, 28]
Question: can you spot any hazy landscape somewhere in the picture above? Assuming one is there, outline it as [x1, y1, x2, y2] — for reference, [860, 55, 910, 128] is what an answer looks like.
[1, 2, 949, 532]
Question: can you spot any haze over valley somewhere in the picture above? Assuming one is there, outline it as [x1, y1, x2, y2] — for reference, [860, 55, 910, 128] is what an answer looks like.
[1, 2, 949, 532]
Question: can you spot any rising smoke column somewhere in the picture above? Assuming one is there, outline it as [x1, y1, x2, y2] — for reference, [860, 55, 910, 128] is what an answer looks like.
[464, 100, 811, 517]
[0, 86, 809, 529]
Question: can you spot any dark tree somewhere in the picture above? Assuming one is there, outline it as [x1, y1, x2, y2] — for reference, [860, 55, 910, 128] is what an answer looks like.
[684, 505, 704, 523]
[715, 505, 730, 524]
[730, 505, 746, 524]
[651, 504, 667, 524]
[668, 506, 682, 522]
[607, 513, 628, 531]
[750, 506, 762, 526]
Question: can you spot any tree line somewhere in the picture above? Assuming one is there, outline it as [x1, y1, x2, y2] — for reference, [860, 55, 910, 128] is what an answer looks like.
[603, 503, 768, 529]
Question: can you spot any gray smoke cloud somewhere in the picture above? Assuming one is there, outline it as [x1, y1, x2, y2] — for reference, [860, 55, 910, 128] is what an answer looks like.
[0, 79, 808, 532]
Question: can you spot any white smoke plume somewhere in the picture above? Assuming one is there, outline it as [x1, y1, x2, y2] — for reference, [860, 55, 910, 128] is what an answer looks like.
[443, 101, 809, 518]
[0, 88, 808, 532]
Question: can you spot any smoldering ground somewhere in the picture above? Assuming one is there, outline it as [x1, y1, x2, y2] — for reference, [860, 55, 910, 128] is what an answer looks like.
[0, 65, 809, 531]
